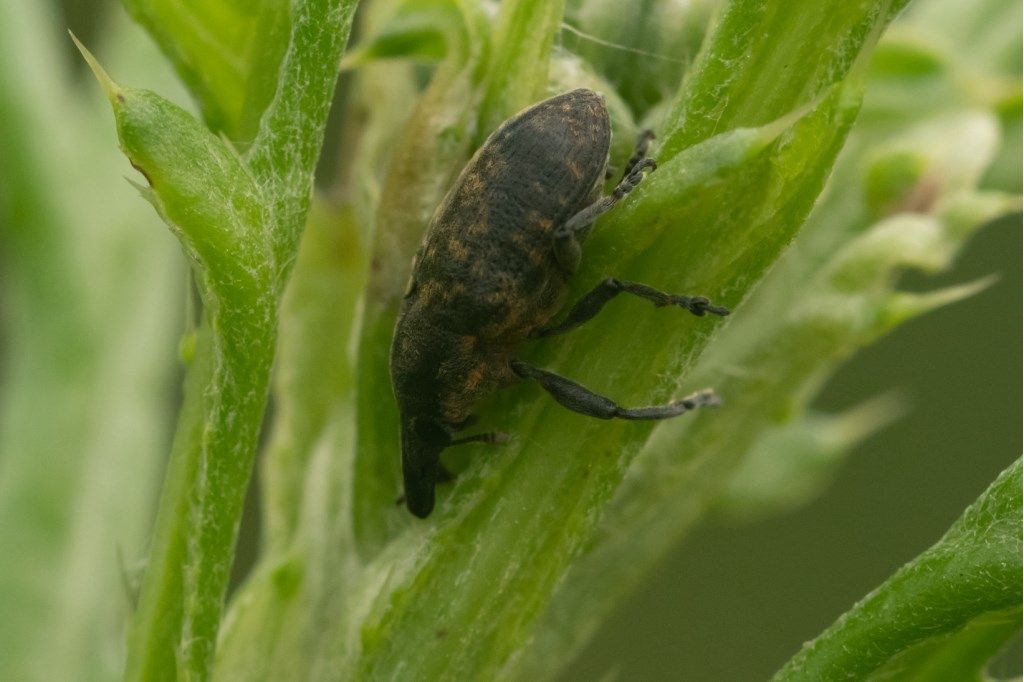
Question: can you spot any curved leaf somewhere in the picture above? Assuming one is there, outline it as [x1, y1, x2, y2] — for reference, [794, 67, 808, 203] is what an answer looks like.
[772, 459, 1022, 681]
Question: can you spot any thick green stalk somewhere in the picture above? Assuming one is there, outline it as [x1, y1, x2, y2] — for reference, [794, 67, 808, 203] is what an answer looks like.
[74, 1, 359, 679]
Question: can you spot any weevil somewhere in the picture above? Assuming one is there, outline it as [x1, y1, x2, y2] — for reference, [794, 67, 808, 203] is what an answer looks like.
[390, 88, 729, 518]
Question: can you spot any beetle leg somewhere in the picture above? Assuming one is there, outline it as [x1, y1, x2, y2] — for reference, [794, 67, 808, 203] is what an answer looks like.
[536, 278, 729, 338]
[622, 129, 655, 180]
[450, 432, 509, 446]
[554, 157, 657, 272]
[561, 158, 656, 235]
[603, 126, 652, 184]
[510, 360, 720, 420]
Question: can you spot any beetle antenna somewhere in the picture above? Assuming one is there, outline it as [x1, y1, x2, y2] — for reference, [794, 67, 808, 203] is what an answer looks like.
[450, 432, 509, 446]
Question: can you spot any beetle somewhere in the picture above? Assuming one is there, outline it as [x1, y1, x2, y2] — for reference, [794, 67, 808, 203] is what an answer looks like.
[390, 88, 729, 518]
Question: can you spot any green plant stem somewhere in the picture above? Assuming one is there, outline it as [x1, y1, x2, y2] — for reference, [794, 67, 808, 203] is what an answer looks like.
[773, 459, 1022, 680]
[125, 315, 276, 681]
[104, 1, 358, 679]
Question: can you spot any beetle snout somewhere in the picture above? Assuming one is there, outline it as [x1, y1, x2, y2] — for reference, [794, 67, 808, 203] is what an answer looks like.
[404, 473, 436, 518]
[400, 421, 446, 519]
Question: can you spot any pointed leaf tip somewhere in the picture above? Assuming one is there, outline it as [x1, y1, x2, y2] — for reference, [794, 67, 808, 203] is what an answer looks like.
[886, 274, 1000, 324]
[68, 31, 122, 104]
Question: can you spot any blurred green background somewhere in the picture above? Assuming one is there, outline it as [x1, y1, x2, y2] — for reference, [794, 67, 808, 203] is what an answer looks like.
[569, 215, 1021, 679]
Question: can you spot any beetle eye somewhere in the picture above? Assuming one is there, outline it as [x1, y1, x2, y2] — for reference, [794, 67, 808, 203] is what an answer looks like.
[413, 417, 451, 446]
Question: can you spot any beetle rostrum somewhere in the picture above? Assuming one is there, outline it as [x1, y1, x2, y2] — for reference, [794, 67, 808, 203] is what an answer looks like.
[390, 88, 729, 518]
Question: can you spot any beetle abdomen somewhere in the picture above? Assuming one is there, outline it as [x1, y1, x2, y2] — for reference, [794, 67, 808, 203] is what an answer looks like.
[414, 89, 611, 339]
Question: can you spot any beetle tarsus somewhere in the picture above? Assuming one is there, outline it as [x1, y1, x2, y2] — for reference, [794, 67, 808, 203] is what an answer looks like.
[510, 360, 720, 421]
[554, 155, 657, 273]
[622, 129, 656, 180]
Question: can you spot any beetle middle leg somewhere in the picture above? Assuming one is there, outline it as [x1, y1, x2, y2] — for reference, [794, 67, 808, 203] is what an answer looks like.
[510, 360, 720, 420]
[536, 278, 729, 338]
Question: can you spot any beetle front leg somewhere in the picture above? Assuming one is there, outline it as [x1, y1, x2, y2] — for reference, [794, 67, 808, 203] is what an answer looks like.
[536, 278, 729, 338]
[510, 361, 720, 420]
[622, 129, 655, 180]
[553, 157, 656, 272]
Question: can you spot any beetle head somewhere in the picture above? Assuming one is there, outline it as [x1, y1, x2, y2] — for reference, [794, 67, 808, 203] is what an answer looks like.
[400, 415, 453, 518]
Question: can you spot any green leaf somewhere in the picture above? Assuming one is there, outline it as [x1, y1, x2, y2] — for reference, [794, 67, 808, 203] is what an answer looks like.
[123, 0, 290, 144]
[661, 0, 911, 158]
[72, 2, 360, 679]
[563, 0, 719, 118]
[504, 80, 863, 682]
[772, 459, 1022, 681]
[85, 79, 269, 295]
[340, 0, 464, 67]
[476, 0, 567, 141]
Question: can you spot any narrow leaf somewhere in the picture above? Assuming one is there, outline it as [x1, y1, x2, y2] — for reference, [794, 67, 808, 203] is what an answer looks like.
[772, 459, 1022, 681]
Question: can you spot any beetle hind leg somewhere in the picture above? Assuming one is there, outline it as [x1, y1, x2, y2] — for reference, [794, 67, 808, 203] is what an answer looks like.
[511, 360, 720, 421]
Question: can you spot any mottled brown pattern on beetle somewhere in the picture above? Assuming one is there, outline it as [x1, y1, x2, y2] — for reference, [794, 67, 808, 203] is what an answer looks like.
[390, 89, 611, 514]
[400, 87, 608, 357]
